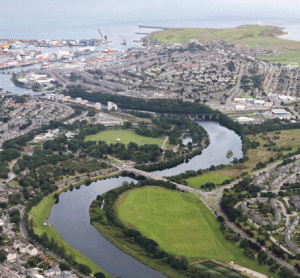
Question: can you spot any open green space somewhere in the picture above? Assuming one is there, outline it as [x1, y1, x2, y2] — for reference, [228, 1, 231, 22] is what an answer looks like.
[30, 189, 112, 277]
[85, 129, 166, 147]
[244, 129, 300, 170]
[149, 25, 300, 65]
[150, 25, 284, 46]
[187, 173, 231, 189]
[117, 187, 278, 277]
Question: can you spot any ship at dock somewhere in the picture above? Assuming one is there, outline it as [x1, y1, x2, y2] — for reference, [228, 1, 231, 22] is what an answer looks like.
[101, 47, 114, 53]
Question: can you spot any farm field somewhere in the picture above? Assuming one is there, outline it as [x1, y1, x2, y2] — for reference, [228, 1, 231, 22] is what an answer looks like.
[187, 173, 231, 189]
[117, 187, 277, 277]
[84, 129, 166, 147]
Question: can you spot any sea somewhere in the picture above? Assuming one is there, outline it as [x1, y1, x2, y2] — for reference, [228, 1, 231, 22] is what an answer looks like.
[1, 14, 300, 95]
[1, 17, 300, 49]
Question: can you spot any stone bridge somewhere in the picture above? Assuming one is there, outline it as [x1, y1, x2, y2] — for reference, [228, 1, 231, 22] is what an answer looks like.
[166, 114, 220, 121]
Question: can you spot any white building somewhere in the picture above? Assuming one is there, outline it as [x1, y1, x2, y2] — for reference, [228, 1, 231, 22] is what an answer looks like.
[235, 105, 246, 111]
[107, 102, 118, 111]
[74, 97, 82, 104]
[95, 102, 102, 110]
[237, 117, 255, 123]
[254, 45, 259, 55]
[254, 99, 265, 105]
[3, 249, 18, 261]
[44, 266, 61, 277]
[271, 108, 291, 119]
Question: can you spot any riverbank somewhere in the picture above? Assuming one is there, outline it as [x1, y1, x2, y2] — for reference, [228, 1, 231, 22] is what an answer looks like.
[28, 171, 120, 277]
[90, 184, 279, 278]
[90, 183, 190, 278]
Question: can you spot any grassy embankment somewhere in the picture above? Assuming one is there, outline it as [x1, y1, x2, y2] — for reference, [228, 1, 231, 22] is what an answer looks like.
[187, 173, 231, 189]
[116, 187, 279, 277]
[29, 172, 119, 277]
[149, 25, 300, 65]
[85, 129, 166, 147]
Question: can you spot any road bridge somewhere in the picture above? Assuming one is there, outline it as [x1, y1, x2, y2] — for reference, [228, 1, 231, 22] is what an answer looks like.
[119, 166, 198, 194]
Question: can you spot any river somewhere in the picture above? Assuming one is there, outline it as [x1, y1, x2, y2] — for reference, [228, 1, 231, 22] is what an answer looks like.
[48, 121, 242, 278]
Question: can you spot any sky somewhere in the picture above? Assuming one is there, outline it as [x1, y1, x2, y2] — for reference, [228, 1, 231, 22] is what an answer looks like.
[1, 0, 300, 29]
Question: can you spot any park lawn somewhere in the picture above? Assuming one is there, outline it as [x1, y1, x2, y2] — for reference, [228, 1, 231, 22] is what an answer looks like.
[186, 173, 231, 189]
[117, 188, 277, 277]
[84, 129, 165, 147]
[30, 191, 112, 277]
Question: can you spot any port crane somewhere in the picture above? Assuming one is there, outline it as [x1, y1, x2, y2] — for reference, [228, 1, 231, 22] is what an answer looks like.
[98, 28, 108, 41]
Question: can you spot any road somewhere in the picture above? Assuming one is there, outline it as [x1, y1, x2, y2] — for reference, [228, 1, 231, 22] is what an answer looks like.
[0, 264, 22, 278]
[226, 63, 245, 103]
[6, 159, 18, 183]
[161, 136, 169, 149]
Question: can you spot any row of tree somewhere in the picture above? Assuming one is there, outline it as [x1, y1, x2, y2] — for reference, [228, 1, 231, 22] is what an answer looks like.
[90, 180, 221, 277]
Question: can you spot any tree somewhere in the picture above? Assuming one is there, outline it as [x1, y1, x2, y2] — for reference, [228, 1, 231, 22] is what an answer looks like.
[124, 121, 132, 129]
[258, 251, 268, 264]
[278, 266, 294, 278]
[94, 272, 106, 278]
[79, 264, 92, 275]
[239, 238, 249, 248]
[59, 262, 71, 271]
[0, 250, 6, 262]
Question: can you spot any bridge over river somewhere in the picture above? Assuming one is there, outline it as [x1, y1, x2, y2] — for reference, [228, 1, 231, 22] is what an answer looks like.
[116, 165, 220, 216]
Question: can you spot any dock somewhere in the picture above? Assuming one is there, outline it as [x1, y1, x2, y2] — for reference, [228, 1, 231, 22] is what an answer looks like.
[139, 24, 168, 30]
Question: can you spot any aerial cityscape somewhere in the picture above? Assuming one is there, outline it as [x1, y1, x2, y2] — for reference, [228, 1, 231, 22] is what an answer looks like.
[2, 1, 300, 278]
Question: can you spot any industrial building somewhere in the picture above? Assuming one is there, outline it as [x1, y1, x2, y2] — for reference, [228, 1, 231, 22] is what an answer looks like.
[271, 109, 291, 119]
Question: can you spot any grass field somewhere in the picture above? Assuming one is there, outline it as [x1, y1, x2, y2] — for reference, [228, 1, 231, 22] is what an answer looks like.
[85, 130, 166, 147]
[244, 129, 300, 170]
[149, 25, 300, 65]
[187, 173, 231, 189]
[30, 187, 112, 276]
[117, 187, 277, 277]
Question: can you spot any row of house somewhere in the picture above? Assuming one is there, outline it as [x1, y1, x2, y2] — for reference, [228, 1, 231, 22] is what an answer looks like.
[285, 216, 300, 253]
[241, 198, 282, 227]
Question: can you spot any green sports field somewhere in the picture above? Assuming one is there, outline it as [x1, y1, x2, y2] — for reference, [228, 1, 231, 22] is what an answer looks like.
[85, 130, 165, 146]
[187, 173, 231, 189]
[118, 188, 232, 259]
[117, 187, 277, 277]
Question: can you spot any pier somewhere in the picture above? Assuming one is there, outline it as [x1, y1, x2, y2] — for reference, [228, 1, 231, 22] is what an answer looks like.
[139, 24, 168, 30]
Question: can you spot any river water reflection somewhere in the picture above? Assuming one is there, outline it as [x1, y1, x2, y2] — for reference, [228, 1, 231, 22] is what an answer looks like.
[48, 121, 242, 277]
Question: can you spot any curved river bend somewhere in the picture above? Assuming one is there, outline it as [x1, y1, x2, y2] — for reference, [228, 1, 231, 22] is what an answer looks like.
[48, 121, 243, 278]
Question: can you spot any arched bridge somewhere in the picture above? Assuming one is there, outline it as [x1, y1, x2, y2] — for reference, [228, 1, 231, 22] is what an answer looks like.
[167, 114, 220, 121]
